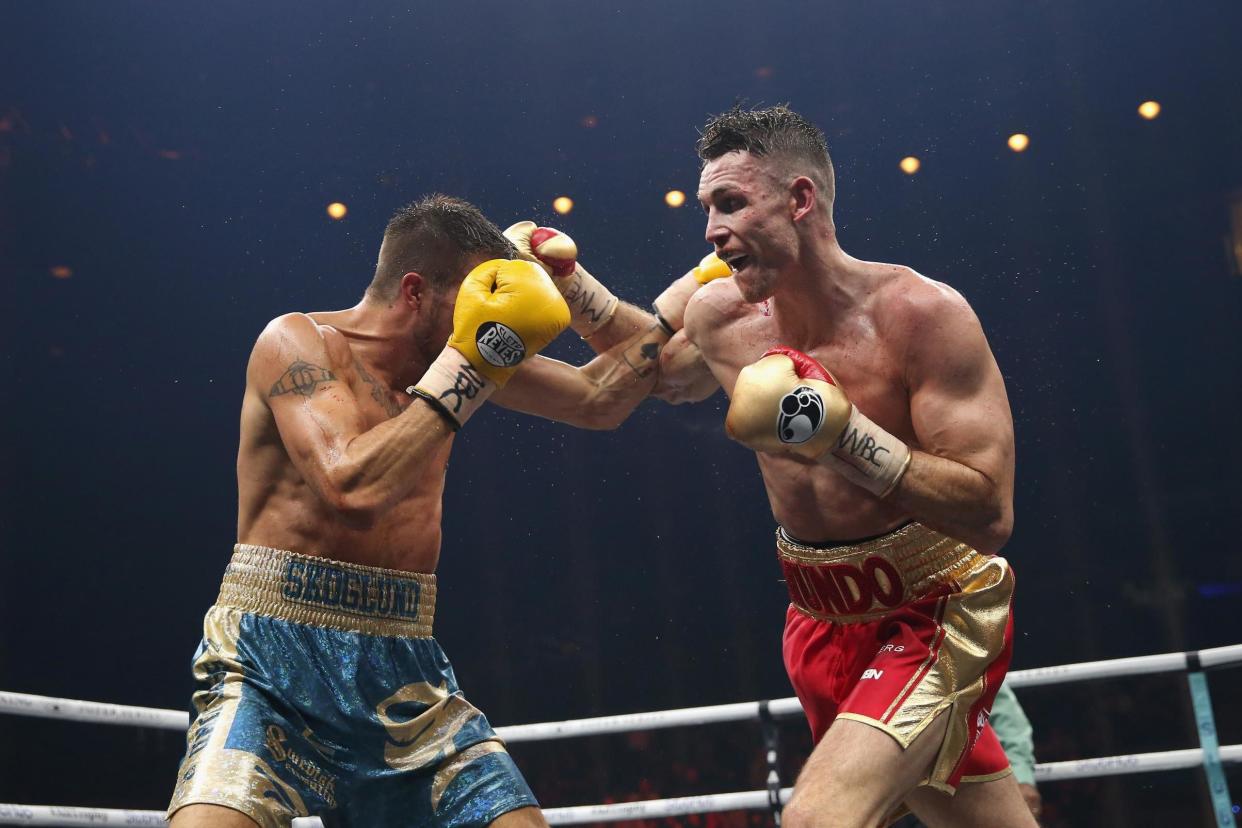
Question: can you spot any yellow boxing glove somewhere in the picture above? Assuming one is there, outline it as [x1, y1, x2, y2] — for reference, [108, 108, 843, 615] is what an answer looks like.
[691, 252, 732, 285]
[652, 252, 734, 334]
[412, 259, 569, 427]
[449, 259, 569, 384]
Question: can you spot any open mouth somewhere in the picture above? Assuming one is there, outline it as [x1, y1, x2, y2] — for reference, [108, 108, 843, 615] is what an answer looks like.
[721, 253, 751, 275]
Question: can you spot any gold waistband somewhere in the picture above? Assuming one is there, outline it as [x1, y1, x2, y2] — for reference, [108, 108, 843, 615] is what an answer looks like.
[777, 523, 981, 623]
[216, 544, 437, 637]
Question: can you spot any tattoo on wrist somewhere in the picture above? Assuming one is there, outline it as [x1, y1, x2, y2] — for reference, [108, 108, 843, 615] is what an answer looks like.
[438, 361, 487, 414]
[270, 360, 336, 397]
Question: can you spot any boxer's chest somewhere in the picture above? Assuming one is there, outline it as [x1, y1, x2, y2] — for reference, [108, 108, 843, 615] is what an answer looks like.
[702, 310, 914, 442]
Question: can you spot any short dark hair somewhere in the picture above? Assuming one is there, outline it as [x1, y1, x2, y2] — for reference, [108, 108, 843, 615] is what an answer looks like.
[367, 194, 514, 301]
[696, 104, 835, 202]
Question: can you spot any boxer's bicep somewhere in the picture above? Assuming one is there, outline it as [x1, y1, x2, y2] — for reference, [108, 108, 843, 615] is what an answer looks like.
[250, 314, 369, 495]
[654, 330, 719, 404]
[906, 303, 1014, 490]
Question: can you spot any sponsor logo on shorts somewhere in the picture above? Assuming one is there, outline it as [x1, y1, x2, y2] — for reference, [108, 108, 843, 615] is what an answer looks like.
[777, 385, 824, 444]
[878, 644, 906, 654]
[476, 321, 526, 368]
[264, 724, 338, 808]
[282, 560, 423, 620]
[861, 668, 885, 680]
[782, 554, 906, 616]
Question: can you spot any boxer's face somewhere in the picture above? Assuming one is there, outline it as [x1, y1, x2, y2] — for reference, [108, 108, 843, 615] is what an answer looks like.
[699, 151, 798, 304]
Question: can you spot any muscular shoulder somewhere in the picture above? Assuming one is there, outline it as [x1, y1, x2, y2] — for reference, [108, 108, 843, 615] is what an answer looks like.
[683, 277, 749, 344]
[250, 313, 353, 384]
[875, 269, 980, 345]
[874, 268, 989, 382]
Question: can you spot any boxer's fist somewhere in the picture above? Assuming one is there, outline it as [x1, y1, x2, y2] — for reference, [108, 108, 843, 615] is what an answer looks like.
[726, 346, 912, 497]
[504, 221, 578, 279]
[726, 347, 852, 458]
[449, 259, 570, 386]
[691, 252, 732, 285]
[653, 252, 734, 333]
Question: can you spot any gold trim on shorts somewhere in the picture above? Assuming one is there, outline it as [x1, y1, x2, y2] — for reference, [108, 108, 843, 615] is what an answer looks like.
[218, 544, 437, 637]
[777, 522, 981, 623]
[844, 556, 1014, 795]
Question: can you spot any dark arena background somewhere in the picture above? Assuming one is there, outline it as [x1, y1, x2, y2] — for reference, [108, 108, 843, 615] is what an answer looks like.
[3, 2, 1242, 826]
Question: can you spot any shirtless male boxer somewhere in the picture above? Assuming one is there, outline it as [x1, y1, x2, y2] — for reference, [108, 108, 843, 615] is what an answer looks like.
[559, 106, 1035, 827]
[167, 195, 668, 828]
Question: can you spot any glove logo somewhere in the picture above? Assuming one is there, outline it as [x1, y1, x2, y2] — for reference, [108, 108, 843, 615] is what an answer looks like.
[475, 322, 526, 368]
[777, 385, 824, 444]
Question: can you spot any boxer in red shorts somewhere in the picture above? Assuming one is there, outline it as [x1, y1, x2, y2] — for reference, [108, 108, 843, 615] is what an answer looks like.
[638, 106, 1036, 827]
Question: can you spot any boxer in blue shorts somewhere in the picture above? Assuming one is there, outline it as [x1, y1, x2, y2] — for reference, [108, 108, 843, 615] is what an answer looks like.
[168, 195, 668, 827]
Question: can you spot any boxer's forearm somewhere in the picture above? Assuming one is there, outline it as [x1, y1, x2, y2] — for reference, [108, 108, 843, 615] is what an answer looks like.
[493, 315, 665, 429]
[320, 399, 458, 521]
[886, 450, 1013, 554]
[573, 289, 658, 352]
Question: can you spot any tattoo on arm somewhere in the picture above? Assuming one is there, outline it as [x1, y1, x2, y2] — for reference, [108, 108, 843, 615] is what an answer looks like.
[270, 360, 337, 397]
[620, 322, 666, 378]
[353, 358, 404, 418]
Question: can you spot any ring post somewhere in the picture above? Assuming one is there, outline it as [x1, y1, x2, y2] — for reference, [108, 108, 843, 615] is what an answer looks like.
[759, 700, 784, 825]
[1186, 650, 1236, 827]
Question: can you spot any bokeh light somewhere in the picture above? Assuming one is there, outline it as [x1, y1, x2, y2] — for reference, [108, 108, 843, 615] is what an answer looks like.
[1138, 100, 1161, 120]
[326, 202, 347, 220]
[50, 265, 73, 279]
[1007, 133, 1030, 152]
[665, 190, 686, 208]
[899, 156, 921, 175]
[553, 196, 574, 215]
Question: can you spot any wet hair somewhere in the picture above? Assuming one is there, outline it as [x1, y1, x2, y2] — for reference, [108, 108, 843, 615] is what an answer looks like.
[366, 194, 515, 301]
[696, 104, 835, 202]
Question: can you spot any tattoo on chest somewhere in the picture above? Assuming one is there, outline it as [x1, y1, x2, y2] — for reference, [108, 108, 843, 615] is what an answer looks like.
[438, 361, 487, 414]
[353, 359, 404, 418]
[270, 360, 337, 397]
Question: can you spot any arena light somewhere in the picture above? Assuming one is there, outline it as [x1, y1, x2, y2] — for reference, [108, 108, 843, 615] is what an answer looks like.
[50, 265, 73, 279]
[1138, 100, 1162, 120]
[899, 156, 920, 175]
[665, 190, 687, 208]
[1007, 133, 1030, 153]
[326, 202, 347, 220]
[553, 196, 574, 215]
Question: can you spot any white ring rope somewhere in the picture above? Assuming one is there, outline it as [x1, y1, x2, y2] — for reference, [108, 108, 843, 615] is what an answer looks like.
[2, 643, 1238, 738]
[4, 745, 1242, 827]
[2, 643, 1239, 826]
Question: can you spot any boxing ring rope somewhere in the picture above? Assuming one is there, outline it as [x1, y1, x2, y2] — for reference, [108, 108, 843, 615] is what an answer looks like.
[2, 643, 1240, 827]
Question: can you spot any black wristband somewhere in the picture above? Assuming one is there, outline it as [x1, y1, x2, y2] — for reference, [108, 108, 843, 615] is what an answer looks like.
[409, 388, 461, 432]
[652, 304, 677, 337]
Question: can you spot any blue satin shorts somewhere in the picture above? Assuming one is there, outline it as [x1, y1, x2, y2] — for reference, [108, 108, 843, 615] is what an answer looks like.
[168, 545, 537, 828]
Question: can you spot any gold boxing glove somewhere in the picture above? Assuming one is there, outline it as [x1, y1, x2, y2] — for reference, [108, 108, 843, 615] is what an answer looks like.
[726, 347, 911, 497]
[412, 259, 570, 427]
[504, 221, 619, 338]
